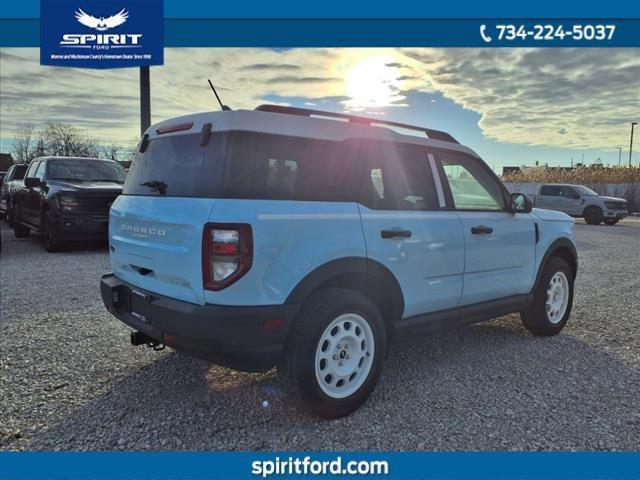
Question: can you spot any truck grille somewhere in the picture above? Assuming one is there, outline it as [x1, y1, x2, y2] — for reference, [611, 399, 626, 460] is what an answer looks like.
[606, 202, 627, 210]
[76, 194, 120, 216]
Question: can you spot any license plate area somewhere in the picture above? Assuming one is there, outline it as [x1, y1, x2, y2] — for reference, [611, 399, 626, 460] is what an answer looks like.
[130, 289, 151, 323]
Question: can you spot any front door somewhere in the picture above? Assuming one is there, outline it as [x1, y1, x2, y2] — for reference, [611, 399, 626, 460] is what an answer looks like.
[436, 151, 536, 305]
[357, 142, 465, 318]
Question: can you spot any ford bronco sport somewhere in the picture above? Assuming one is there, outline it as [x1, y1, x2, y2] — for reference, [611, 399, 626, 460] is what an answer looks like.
[101, 105, 577, 418]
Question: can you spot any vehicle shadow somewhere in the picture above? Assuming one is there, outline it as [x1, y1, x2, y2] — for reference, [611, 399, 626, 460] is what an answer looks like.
[24, 317, 640, 451]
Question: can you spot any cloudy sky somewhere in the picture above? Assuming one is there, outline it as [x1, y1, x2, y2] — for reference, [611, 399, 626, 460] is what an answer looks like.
[1, 47, 639, 168]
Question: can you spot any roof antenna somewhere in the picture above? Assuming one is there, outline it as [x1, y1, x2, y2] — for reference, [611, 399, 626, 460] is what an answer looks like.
[208, 79, 231, 111]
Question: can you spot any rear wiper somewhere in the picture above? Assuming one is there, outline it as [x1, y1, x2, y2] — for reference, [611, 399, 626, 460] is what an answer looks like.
[91, 179, 125, 184]
[140, 180, 167, 195]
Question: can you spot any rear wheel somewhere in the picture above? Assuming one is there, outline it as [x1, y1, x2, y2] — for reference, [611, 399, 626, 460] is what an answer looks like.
[42, 211, 63, 252]
[603, 218, 619, 225]
[12, 207, 30, 238]
[521, 256, 574, 336]
[280, 288, 387, 418]
[583, 206, 603, 225]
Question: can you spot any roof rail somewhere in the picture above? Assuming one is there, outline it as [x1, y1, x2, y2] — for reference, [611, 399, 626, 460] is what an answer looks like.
[255, 104, 459, 144]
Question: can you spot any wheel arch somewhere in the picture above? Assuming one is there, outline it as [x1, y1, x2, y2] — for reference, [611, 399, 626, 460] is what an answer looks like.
[285, 257, 405, 340]
[532, 238, 578, 293]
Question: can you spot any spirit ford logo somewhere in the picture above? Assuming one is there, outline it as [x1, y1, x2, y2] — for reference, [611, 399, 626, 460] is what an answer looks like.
[121, 224, 166, 237]
[61, 34, 142, 46]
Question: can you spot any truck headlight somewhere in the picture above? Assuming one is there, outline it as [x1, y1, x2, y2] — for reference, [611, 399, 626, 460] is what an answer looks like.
[58, 196, 79, 212]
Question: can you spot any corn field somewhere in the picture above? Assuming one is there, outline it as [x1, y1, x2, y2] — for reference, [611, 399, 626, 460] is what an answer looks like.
[501, 166, 640, 184]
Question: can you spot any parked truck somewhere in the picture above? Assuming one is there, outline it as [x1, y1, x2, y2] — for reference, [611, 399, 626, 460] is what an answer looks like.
[532, 184, 627, 225]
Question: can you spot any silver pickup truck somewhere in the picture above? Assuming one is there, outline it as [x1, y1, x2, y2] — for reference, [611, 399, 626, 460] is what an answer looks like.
[533, 184, 628, 225]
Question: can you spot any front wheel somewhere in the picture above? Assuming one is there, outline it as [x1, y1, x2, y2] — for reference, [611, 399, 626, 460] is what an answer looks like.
[42, 211, 63, 252]
[521, 256, 574, 336]
[583, 206, 603, 225]
[280, 288, 387, 418]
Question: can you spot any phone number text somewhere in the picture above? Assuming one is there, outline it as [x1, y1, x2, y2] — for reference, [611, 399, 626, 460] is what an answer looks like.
[491, 24, 616, 42]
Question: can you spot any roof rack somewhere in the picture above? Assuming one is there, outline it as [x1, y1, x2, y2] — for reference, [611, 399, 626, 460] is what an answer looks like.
[255, 104, 459, 144]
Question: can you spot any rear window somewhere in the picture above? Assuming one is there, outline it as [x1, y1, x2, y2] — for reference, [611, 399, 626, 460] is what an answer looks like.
[124, 133, 227, 197]
[540, 185, 562, 196]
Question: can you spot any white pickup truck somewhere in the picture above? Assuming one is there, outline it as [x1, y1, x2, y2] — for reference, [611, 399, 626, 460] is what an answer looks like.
[533, 184, 628, 225]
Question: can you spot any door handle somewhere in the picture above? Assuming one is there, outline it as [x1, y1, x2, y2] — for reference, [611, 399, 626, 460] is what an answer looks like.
[381, 229, 412, 239]
[471, 225, 493, 235]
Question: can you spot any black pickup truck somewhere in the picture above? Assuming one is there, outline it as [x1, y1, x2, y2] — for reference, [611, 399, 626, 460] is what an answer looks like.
[12, 156, 126, 251]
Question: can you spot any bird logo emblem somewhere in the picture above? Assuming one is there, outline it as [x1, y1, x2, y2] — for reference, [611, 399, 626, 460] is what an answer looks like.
[74, 8, 129, 31]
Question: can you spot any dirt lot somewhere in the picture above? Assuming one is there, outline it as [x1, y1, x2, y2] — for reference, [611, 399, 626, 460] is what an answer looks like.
[1, 219, 639, 451]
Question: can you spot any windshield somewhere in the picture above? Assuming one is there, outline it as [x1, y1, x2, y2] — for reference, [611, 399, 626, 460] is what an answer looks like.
[573, 185, 598, 196]
[48, 159, 126, 183]
[124, 132, 226, 197]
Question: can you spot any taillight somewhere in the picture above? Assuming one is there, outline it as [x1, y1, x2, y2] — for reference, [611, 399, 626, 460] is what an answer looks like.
[203, 223, 252, 291]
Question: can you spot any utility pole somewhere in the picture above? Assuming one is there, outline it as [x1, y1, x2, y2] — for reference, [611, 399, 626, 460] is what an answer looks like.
[629, 122, 637, 166]
[617, 147, 622, 166]
[140, 66, 151, 136]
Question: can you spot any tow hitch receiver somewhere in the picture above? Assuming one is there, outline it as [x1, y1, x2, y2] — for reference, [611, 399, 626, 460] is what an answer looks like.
[130, 331, 165, 351]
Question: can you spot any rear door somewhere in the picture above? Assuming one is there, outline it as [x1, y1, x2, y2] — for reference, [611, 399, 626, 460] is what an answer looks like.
[436, 151, 536, 305]
[536, 185, 565, 211]
[109, 123, 230, 305]
[358, 142, 464, 318]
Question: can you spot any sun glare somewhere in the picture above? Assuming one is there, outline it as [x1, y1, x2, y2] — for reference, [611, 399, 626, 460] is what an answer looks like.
[344, 55, 401, 111]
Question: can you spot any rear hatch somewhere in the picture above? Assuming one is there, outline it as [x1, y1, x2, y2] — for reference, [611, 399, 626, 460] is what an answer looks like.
[109, 113, 232, 305]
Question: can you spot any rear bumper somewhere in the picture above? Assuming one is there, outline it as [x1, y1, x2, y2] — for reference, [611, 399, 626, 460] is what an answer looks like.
[100, 273, 299, 372]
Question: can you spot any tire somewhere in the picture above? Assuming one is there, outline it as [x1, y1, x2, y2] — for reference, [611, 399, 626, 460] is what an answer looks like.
[280, 287, 387, 418]
[42, 210, 63, 252]
[521, 256, 574, 336]
[583, 206, 603, 225]
[603, 218, 619, 226]
[12, 208, 30, 238]
[6, 206, 15, 228]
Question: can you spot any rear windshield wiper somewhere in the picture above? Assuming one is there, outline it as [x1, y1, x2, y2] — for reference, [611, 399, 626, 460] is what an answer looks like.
[140, 180, 168, 195]
[91, 179, 125, 184]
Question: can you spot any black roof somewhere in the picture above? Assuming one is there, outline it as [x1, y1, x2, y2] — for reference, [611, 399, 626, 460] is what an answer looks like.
[255, 104, 459, 144]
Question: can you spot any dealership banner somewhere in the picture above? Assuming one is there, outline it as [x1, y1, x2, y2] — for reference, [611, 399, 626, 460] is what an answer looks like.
[2, 452, 640, 479]
[39, 0, 163, 67]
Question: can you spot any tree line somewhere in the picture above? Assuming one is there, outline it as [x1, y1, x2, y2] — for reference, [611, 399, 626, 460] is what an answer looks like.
[11, 122, 137, 164]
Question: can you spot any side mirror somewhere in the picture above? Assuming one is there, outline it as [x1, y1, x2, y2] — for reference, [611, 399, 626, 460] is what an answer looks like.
[510, 192, 532, 213]
[24, 177, 41, 188]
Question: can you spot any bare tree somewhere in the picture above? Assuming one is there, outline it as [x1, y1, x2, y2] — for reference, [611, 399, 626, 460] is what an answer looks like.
[101, 143, 121, 160]
[42, 123, 99, 158]
[12, 122, 36, 163]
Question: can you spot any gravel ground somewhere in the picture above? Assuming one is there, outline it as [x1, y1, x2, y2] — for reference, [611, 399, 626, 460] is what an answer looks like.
[1, 219, 639, 451]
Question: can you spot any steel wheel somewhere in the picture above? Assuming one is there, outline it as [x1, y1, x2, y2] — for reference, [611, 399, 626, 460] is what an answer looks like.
[314, 313, 375, 399]
[546, 271, 569, 324]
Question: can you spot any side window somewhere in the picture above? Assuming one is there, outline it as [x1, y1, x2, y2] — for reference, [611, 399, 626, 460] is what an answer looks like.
[25, 161, 40, 178]
[438, 152, 505, 210]
[225, 133, 360, 202]
[5, 166, 14, 181]
[359, 143, 437, 211]
[15, 165, 28, 180]
[35, 162, 46, 180]
[540, 185, 561, 196]
[562, 187, 579, 199]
